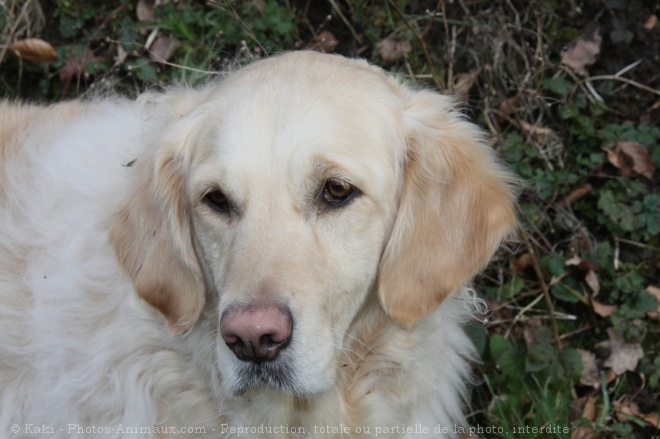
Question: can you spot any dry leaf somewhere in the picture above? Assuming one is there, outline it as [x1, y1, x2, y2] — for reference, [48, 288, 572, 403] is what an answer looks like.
[644, 15, 658, 30]
[592, 300, 617, 317]
[498, 96, 520, 117]
[115, 44, 127, 65]
[378, 37, 412, 64]
[137, 0, 155, 22]
[596, 328, 644, 375]
[572, 426, 595, 439]
[607, 140, 655, 180]
[565, 255, 585, 268]
[512, 253, 532, 271]
[452, 70, 478, 104]
[558, 184, 592, 207]
[647, 286, 660, 320]
[308, 31, 339, 54]
[518, 119, 557, 145]
[522, 318, 543, 347]
[561, 24, 601, 76]
[582, 395, 598, 421]
[578, 349, 601, 387]
[565, 257, 608, 313]
[148, 36, 180, 63]
[585, 270, 599, 295]
[252, 0, 266, 15]
[59, 50, 103, 86]
[643, 100, 660, 116]
[614, 399, 660, 429]
[9, 38, 57, 63]
[605, 368, 617, 384]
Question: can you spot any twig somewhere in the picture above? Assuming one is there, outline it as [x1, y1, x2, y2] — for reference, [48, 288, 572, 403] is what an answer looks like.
[559, 324, 595, 340]
[142, 57, 227, 76]
[584, 80, 605, 103]
[387, 0, 443, 91]
[520, 227, 563, 350]
[0, 0, 43, 65]
[216, 1, 266, 54]
[61, 1, 129, 98]
[440, 0, 453, 90]
[615, 237, 660, 252]
[585, 75, 660, 97]
[615, 59, 642, 77]
[504, 293, 544, 339]
[327, 0, 362, 45]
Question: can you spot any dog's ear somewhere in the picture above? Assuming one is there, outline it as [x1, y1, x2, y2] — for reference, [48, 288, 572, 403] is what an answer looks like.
[378, 87, 517, 325]
[110, 117, 205, 335]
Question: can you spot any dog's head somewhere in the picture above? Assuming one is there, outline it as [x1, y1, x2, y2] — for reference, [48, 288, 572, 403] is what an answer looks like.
[111, 52, 517, 396]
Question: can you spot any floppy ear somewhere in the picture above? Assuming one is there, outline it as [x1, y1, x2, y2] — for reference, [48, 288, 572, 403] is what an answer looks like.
[110, 122, 205, 335]
[378, 87, 517, 325]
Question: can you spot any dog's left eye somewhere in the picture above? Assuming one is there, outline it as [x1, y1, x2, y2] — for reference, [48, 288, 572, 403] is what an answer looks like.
[323, 178, 355, 206]
[204, 190, 230, 214]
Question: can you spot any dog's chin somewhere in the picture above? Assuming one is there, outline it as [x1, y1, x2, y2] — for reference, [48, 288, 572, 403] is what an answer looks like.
[228, 361, 333, 398]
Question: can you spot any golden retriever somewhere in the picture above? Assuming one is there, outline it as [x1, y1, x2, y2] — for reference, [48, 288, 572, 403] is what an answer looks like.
[0, 52, 516, 438]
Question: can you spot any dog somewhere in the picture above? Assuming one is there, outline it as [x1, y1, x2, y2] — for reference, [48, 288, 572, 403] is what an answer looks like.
[0, 51, 517, 438]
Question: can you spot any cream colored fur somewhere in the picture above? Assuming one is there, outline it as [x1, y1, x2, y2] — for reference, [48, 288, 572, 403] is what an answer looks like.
[0, 52, 517, 438]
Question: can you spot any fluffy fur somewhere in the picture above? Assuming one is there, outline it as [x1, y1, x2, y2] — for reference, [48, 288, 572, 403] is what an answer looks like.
[0, 52, 517, 438]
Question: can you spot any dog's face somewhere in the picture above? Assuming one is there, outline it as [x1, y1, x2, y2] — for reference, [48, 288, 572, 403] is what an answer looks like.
[111, 52, 517, 397]
[189, 60, 401, 395]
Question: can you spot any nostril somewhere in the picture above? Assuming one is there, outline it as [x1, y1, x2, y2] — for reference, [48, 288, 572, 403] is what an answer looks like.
[220, 303, 293, 363]
[259, 332, 291, 352]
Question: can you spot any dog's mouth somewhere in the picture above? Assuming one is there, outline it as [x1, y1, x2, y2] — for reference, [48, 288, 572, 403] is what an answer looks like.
[230, 359, 306, 396]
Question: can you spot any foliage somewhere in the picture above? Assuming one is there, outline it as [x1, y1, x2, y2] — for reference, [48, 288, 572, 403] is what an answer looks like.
[1, 0, 659, 437]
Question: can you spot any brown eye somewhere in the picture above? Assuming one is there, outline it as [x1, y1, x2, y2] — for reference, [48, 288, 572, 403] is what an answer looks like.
[204, 190, 230, 213]
[323, 178, 355, 206]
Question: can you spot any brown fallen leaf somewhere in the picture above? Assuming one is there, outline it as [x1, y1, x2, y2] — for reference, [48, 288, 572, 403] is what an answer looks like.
[614, 398, 660, 429]
[378, 36, 412, 64]
[59, 50, 103, 87]
[582, 395, 598, 421]
[571, 426, 595, 439]
[498, 96, 521, 118]
[558, 184, 593, 208]
[591, 300, 617, 317]
[252, 0, 266, 15]
[585, 270, 599, 295]
[647, 286, 660, 320]
[577, 349, 601, 387]
[518, 119, 557, 145]
[605, 368, 617, 384]
[596, 328, 644, 375]
[452, 70, 478, 104]
[565, 255, 590, 270]
[561, 24, 601, 76]
[522, 318, 544, 347]
[148, 35, 180, 63]
[137, 0, 155, 22]
[512, 253, 532, 272]
[308, 31, 339, 54]
[9, 38, 57, 63]
[564, 256, 610, 315]
[606, 140, 655, 180]
[644, 15, 658, 30]
[643, 100, 660, 115]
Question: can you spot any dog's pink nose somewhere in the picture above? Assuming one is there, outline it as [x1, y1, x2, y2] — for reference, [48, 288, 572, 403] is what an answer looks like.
[220, 303, 292, 363]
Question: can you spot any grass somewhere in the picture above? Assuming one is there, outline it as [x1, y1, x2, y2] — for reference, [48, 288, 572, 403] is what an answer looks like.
[1, 0, 659, 437]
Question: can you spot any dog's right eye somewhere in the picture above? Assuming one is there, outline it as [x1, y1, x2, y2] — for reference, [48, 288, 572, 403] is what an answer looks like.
[322, 178, 356, 207]
[204, 190, 230, 214]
